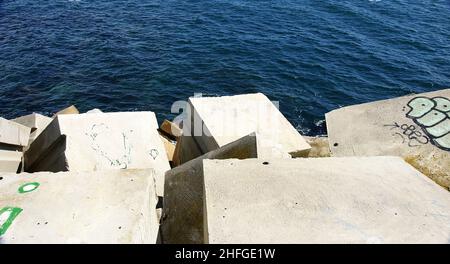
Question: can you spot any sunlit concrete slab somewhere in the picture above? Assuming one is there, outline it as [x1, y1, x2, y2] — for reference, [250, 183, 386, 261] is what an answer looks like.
[161, 133, 258, 244]
[11, 113, 52, 146]
[0, 169, 159, 244]
[326, 89, 450, 189]
[187, 93, 311, 159]
[24, 112, 170, 195]
[203, 157, 450, 243]
[0, 117, 31, 148]
[54, 105, 79, 116]
[0, 150, 22, 173]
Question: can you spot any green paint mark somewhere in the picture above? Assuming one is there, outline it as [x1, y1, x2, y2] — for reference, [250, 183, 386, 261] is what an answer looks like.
[0, 207, 23, 236]
[18, 182, 40, 193]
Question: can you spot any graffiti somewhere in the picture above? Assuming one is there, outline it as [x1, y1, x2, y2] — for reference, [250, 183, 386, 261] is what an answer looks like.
[18, 182, 40, 194]
[405, 96, 450, 151]
[0, 207, 23, 236]
[384, 122, 429, 147]
[85, 124, 134, 169]
[149, 149, 159, 160]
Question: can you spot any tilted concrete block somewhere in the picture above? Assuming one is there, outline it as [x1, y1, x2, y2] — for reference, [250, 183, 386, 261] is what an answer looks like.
[53, 105, 79, 116]
[203, 157, 450, 243]
[161, 133, 258, 244]
[160, 119, 182, 139]
[11, 113, 52, 146]
[24, 112, 170, 195]
[326, 89, 450, 189]
[0, 169, 159, 243]
[172, 135, 203, 167]
[0, 117, 31, 148]
[187, 93, 311, 159]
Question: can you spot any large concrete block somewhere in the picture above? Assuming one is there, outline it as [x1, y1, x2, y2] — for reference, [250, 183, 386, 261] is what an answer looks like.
[54, 105, 79, 116]
[24, 112, 170, 195]
[161, 133, 258, 244]
[0, 169, 159, 243]
[187, 93, 311, 158]
[172, 135, 203, 167]
[11, 113, 52, 146]
[0, 117, 31, 148]
[203, 157, 450, 243]
[0, 150, 22, 173]
[326, 89, 450, 189]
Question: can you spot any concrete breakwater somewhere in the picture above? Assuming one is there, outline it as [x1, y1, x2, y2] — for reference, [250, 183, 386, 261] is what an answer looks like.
[0, 91, 449, 243]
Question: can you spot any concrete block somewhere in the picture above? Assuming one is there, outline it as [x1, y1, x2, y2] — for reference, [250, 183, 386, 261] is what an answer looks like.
[11, 113, 52, 146]
[161, 133, 258, 244]
[24, 112, 170, 196]
[172, 135, 203, 167]
[326, 89, 450, 189]
[187, 93, 311, 158]
[203, 157, 450, 243]
[0, 169, 159, 243]
[0, 117, 31, 147]
[0, 150, 22, 173]
[54, 105, 79, 116]
[160, 119, 182, 139]
[86, 108, 103, 114]
[159, 133, 176, 162]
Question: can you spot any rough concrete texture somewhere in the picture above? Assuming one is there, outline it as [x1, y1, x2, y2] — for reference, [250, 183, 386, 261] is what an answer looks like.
[203, 157, 450, 244]
[0, 117, 31, 147]
[11, 113, 52, 146]
[304, 136, 331, 158]
[187, 93, 311, 158]
[24, 112, 170, 195]
[160, 119, 182, 139]
[172, 135, 203, 167]
[159, 133, 176, 162]
[53, 105, 79, 116]
[0, 150, 22, 173]
[326, 89, 450, 189]
[161, 133, 258, 244]
[0, 169, 159, 243]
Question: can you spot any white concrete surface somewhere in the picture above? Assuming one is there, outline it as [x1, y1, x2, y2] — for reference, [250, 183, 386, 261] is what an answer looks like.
[162, 133, 258, 244]
[11, 113, 52, 146]
[0, 150, 22, 173]
[24, 112, 170, 195]
[326, 89, 450, 189]
[0, 117, 31, 147]
[187, 93, 311, 158]
[203, 157, 450, 243]
[0, 169, 159, 244]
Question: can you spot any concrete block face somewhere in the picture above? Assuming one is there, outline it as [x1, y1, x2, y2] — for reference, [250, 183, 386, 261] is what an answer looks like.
[161, 133, 258, 244]
[326, 89, 450, 189]
[0, 169, 159, 243]
[54, 105, 79, 116]
[203, 157, 450, 244]
[187, 93, 311, 158]
[0, 117, 31, 147]
[0, 150, 22, 173]
[24, 112, 170, 195]
[172, 135, 203, 167]
[11, 113, 52, 146]
[160, 119, 182, 139]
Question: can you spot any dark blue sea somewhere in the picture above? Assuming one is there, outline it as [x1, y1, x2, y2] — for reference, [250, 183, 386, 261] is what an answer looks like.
[1, 0, 449, 135]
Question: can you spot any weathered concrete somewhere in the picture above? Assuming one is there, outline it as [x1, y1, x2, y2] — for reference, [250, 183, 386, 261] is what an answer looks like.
[172, 135, 203, 167]
[54, 105, 79, 116]
[0, 169, 159, 243]
[326, 89, 450, 189]
[0, 117, 31, 148]
[0, 150, 22, 173]
[161, 133, 258, 244]
[187, 93, 311, 158]
[24, 112, 170, 195]
[160, 119, 182, 139]
[11, 113, 52, 146]
[159, 133, 176, 162]
[203, 157, 450, 243]
[304, 136, 331, 158]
